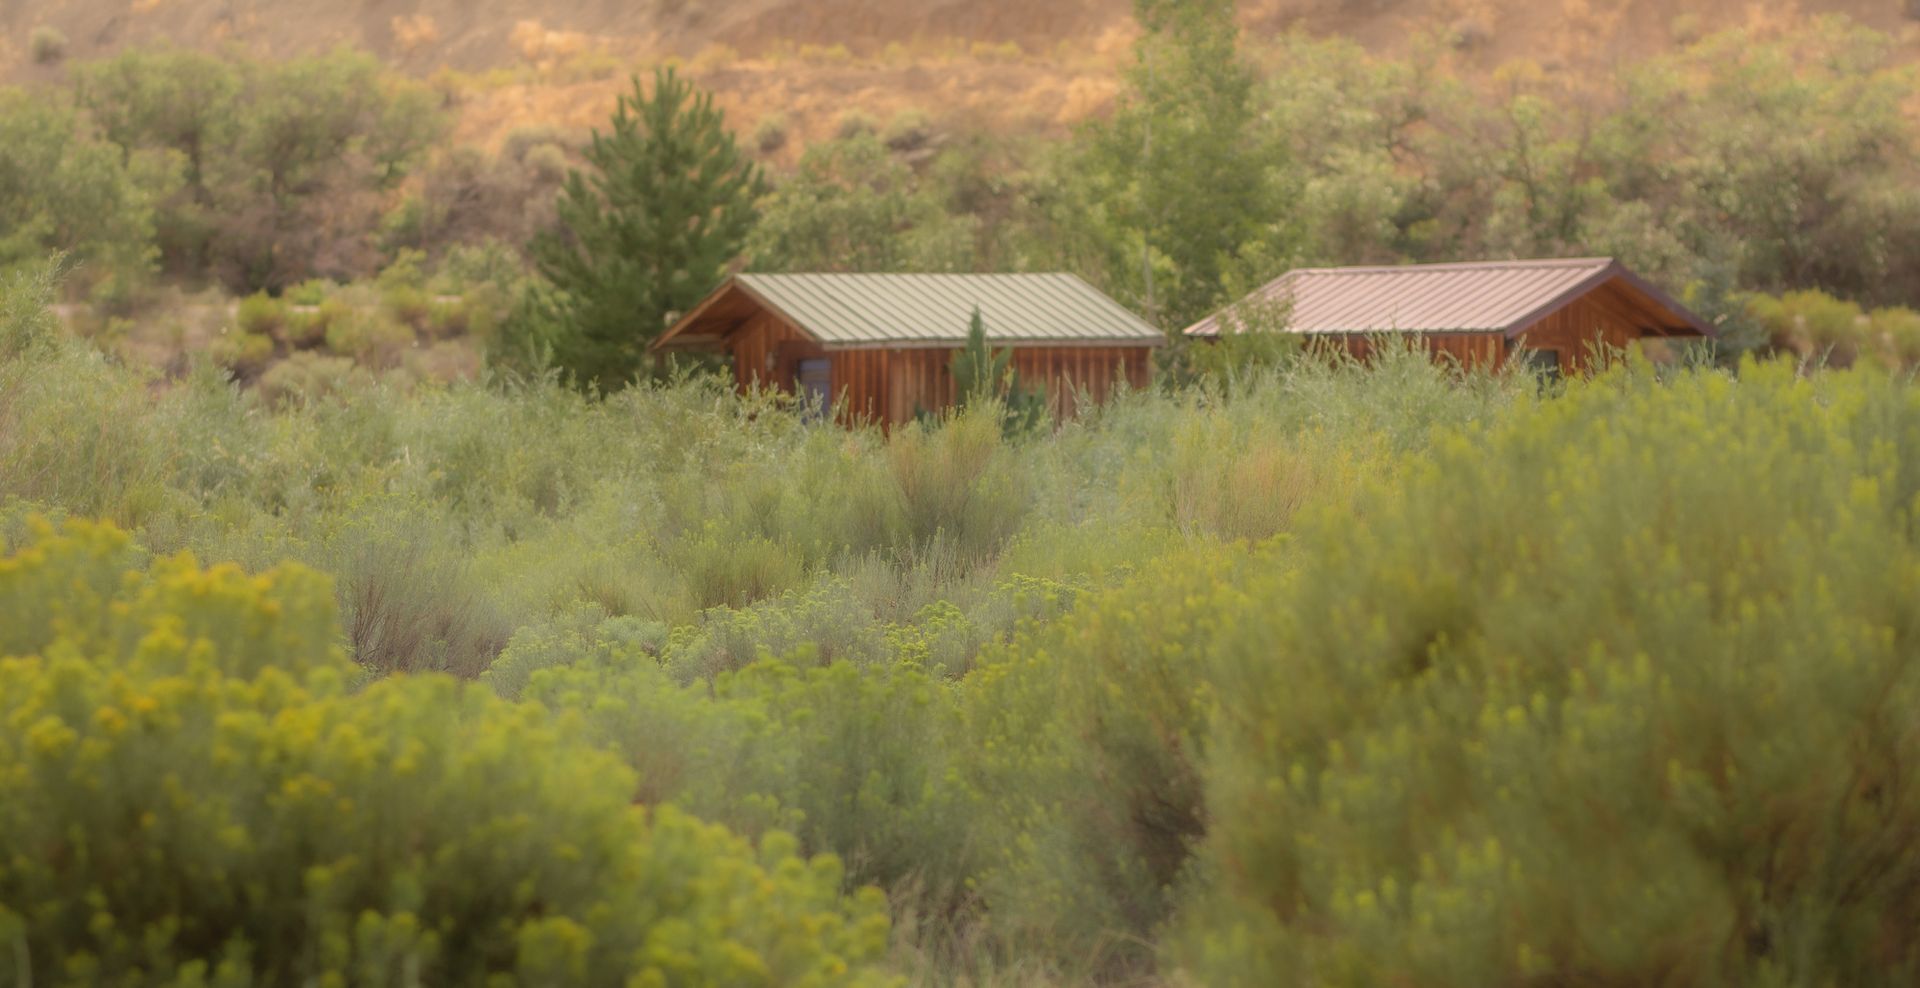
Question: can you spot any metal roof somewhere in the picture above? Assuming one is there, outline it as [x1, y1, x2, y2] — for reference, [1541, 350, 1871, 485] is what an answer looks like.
[656, 273, 1164, 351]
[1184, 258, 1711, 338]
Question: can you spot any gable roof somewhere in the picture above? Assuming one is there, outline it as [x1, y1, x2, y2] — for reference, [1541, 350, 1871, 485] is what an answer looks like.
[1183, 258, 1714, 338]
[655, 273, 1165, 351]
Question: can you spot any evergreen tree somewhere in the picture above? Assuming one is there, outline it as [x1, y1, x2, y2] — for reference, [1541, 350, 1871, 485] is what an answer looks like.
[949, 307, 1046, 434]
[532, 68, 764, 391]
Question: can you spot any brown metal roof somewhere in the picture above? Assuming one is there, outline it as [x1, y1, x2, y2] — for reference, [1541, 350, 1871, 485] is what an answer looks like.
[655, 273, 1164, 351]
[1184, 258, 1713, 338]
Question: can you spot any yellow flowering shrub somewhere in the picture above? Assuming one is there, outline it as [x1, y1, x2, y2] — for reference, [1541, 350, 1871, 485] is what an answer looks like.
[1180, 361, 1920, 986]
[0, 519, 893, 987]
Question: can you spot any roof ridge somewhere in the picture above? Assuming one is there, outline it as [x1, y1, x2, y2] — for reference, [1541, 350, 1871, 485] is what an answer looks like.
[741, 271, 1071, 279]
[1287, 257, 1616, 276]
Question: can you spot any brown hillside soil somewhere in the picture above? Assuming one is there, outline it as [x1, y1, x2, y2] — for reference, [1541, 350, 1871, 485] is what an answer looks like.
[7, 0, 1918, 150]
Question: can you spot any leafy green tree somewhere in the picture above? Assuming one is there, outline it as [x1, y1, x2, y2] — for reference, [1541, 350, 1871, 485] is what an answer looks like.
[749, 134, 975, 273]
[75, 47, 443, 290]
[1068, 0, 1299, 332]
[75, 48, 238, 200]
[532, 67, 764, 391]
[0, 87, 164, 290]
[74, 48, 239, 273]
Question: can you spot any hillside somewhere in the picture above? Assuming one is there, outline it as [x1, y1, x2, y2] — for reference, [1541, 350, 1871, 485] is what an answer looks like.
[10, 0, 1919, 151]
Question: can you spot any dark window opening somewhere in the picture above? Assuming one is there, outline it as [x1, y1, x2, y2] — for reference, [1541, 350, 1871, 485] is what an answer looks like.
[796, 358, 831, 420]
[1521, 347, 1562, 382]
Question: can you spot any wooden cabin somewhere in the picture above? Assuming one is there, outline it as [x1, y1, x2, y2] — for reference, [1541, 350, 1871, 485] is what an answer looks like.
[653, 273, 1163, 425]
[1184, 258, 1714, 376]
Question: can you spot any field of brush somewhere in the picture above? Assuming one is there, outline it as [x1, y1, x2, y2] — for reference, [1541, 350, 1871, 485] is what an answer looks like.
[9, 264, 1920, 984]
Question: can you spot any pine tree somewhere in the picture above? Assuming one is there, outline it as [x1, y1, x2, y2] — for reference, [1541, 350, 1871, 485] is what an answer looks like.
[950, 307, 1011, 404]
[949, 307, 1047, 434]
[532, 68, 765, 390]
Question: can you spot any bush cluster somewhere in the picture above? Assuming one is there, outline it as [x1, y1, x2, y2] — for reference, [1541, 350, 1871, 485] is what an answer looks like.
[17, 255, 1920, 983]
[0, 519, 892, 986]
[1181, 362, 1920, 984]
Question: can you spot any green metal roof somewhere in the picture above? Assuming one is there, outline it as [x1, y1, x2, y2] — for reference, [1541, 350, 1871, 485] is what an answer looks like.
[719, 273, 1164, 349]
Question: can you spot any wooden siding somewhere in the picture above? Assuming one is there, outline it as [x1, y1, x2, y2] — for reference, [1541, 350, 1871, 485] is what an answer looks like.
[832, 348, 892, 425]
[716, 313, 1156, 427]
[1310, 284, 1679, 376]
[1329, 334, 1505, 370]
[727, 311, 815, 392]
[811, 345, 1155, 428]
[1512, 287, 1655, 374]
[1011, 347, 1153, 417]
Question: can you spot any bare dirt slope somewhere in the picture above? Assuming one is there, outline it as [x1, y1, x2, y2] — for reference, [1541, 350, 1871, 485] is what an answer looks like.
[7, 0, 1917, 149]
[9, 0, 1914, 69]
[4, 0, 1130, 72]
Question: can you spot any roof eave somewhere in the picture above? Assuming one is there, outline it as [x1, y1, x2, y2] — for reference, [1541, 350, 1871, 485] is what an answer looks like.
[650, 275, 828, 353]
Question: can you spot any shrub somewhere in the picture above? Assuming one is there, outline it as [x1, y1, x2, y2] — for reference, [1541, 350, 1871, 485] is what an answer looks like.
[887, 408, 1032, 565]
[0, 519, 894, 986]
[255, 350, 367, 407]
[754, 114, 790, 154]
[384, 284, 434, 332]
[324, 513, 516, 677]
[285, 278, 335, 306]
[282, 297, 343, 349]
[965, 547, 1263, 977]
[523, 140, 570, 181]
[28, 26, 67, 65]
[836, 110, 877, 141]
[1876, 307, 1920, 370]
[0, 323, 171, 525]
[883, 109, 934, 152]
[527, 649, 977, 914]
[234, 290, 287, 337]
[425, 295, 470, 337]
[1178, 361, 1920, 985]
[324, 308, 416, 367]
[209, 328, 275, 378]
[0, 258, 61, 359]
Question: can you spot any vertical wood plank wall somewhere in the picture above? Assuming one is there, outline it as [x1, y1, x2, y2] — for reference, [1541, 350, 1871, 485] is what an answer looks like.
[1331, 334, 1504, 370]
[1512, 293, 1649, 375]
[727, 312, 814, 392]
[804, 345, 1156, 428]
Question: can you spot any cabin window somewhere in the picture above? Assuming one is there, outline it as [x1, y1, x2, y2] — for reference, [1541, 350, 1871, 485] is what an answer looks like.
[1520, 347, 1562, 382]
[796, 359, 831, 419]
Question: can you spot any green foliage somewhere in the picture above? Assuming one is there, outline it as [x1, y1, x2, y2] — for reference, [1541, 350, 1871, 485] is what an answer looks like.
[29, 26, 68, 65]
[209, 328, 275, 378]
[1245, 21, 1920, 308]
[748, 134, 976, 274]
[948, 308, 1047, 435]
[1180, 362, 1920, 985]
[0, 519, 895, 987]
[33, 250, 1920, 984]
[323, 307, 415, 368]
[526, 649, 976, 913]
[285, 278, 334, 306]
[0, 87, 162, 287]
[256, 351, 367, 407]
[1062, 0, 1297, 330]
[75, 47, 446, 291]
[0, 257, 63, 359]
[1161, 292, 1302, 392]
[531, 67, 764, 390]
[965, 548, 1258, 978]
[233, 290, 286, 337]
